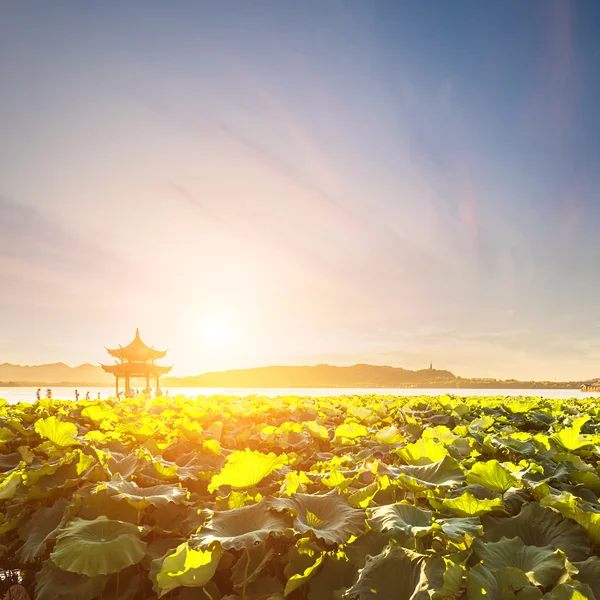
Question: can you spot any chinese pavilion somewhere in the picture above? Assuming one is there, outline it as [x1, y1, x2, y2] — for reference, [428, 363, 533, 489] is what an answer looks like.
[101, 329, 172, 397]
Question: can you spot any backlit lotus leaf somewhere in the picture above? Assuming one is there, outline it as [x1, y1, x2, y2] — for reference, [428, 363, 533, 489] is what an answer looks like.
[334, 423, 368, 440]
[442, 491, 503, 517]
[343, 544, 426, 600]
[466, 460, 518, 494]
[34, 416, 79, 447]
[208, 449, 286, 492]
[551, 427, 593, 453]
[471, 537, 568, 589]
[368, 503, 434, 537]
[395, 439, 449, 466]
[193, 500, 287, 550]
[231, 543, 274, 590]
[35, 559, 108, 600]
[482, 502, 590, 561]
[270, 490, 365, 544]
[573, 508, 600, 545]
[101, 473, 187, 509]
[467, 565, 542, 600]
[285, 551, 323, 596]
[375, 425, 405, 444]
[50, 516, 146, 576]
[305, 421, 329, 441]
[348, 481, 380, 508]
[18, 497, 70, 562]
[0, 470, 21, 500]
[150, 542, 223, 598]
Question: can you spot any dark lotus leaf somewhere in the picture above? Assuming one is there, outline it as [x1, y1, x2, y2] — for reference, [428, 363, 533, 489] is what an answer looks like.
[193, 499, 287, 550]
[543, 583, 596, 600]
[141, 537, 185, 571]
[448, 484, 500, 500]
[343, 543, 426, 600]
[0, 453, 22, 473]
[573, 556, 600, 599]
[470, 537, 568, 589]
[270, 490, 366, 544]
[482, 503, 590, 561]
[102, 473, 187, 508]
[76, 488, 139, 523]
[504, 488, 532, 516]
[100, 565, 145, 600]
[1, 585, 31, 600]
[17, 497, 71, 561]
[368, 503, 434, 537]
[467, 564, 542, 600]
[344, 529, 396, 568]
[35, 559, 107, 600]
[394, 456, 464, 489]
[308, 554, 356, 600]
[106, 453, 138, 479]
[437, 517, 483, 540]
[231, 542, 274, 589]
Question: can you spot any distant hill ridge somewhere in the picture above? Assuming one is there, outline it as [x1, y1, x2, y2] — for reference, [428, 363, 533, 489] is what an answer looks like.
[0, 361, 594, 389]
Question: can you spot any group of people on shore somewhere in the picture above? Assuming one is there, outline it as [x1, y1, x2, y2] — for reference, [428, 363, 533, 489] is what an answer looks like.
[35, 388, 100, 401]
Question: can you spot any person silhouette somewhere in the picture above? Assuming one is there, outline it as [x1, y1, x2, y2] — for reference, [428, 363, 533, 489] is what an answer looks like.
[36, 388, 41, 401]
[75, 390, 79, 402]
[85, 391, 90, 400]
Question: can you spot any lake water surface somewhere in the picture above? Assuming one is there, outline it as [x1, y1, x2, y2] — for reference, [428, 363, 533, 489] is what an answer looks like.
[1, 386, 598, 404]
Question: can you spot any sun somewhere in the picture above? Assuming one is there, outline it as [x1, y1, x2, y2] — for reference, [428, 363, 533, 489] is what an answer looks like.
[201, 316, 232, 348]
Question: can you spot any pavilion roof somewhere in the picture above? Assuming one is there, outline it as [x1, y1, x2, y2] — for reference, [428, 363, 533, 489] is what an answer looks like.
[106, 329, 167, 361]
[101, 362, 172, 376]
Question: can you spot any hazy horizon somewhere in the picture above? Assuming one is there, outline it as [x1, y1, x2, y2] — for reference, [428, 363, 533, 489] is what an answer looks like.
[2, 2, 600, 381]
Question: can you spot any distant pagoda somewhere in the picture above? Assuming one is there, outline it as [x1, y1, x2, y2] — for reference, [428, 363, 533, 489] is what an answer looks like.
[101, 329, 172, 397]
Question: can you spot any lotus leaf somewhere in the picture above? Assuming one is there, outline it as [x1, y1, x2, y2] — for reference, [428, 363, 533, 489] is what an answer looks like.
[50, 516, 146, 576]
[101, 473, 187, 509]
[467, 565, 543, 600]
[442, 491, 503, 517]
[35, 560, 108, 600]
[482, 502, 590, 561]
[368, 503, 434, 537]
[471, 537, 568, 588]
[572, 557, 600, 599]
[208, 449, 286, 492]
[466, 460, 519, 494]
[271, 490, 365, 544]
[193, 500, 287, 550]
[395, 439, 449, 466]
[335, 423, 368, 440]
[35, 416, 79, 447]
[151, 542, 223, 598]
[542, 584, 596, 600]
[343, 543, 426, 600]
[396, 455, 464, 489]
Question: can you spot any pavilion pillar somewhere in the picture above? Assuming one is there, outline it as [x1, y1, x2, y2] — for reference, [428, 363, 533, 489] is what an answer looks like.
[116, 376, 119, 398]
[125, 376, 130, 394]
[146, 376, 149, 392]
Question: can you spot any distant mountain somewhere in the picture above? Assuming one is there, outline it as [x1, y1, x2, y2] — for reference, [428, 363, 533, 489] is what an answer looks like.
[163, 364, 457, 388]
[0, 361, 593, 389]
[0, 362, 112, 385]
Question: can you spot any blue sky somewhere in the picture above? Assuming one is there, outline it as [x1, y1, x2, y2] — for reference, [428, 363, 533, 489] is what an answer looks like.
[1, 1, 600, 379]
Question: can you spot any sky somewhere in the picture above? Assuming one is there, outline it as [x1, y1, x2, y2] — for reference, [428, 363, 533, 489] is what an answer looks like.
[1, 1, 600, 380]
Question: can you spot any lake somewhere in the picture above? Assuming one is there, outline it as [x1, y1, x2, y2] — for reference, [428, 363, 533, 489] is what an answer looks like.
[1, 386, 598, 404]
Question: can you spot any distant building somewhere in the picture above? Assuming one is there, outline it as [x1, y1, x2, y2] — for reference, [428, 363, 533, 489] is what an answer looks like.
[101, 329, 172, 397]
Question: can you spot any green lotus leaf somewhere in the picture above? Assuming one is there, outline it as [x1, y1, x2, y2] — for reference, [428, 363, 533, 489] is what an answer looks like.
[368, 503, 434, 537]
[231, 543, 274, 590]
[344, 529, 396, 568]
[334, 423, 368, 440]
[396, 456, 465, 489]
[348, 481, 380, 508]
[208, 449, 286, 492]
[572, 556, 600, 599]
[307, 554, 355, 600]
[471, 537, 568, 588]
[305, 421, 329, 441]
[467, 565, 542, 600]
[35, 559, 108, 600]
[0, 427, 15, 443]
[239, 575, 285, 600]
[150, 542, 223, 598]
[50, 516, 146, 576]
[542, 584, 596, 600]
[573, 508, 600, 544]
[466, 460, 519, 494]
[420, 554, 467, 600]
[101, 473, 187, 509]
[569, 471, 600, 493]
[35, 416, 79, 447]
[376, 425, 405, 444]
[551, 427, 593, 453]
[0, 470, 22, 500]
[270, 490, 365, 544]
[442, 491, 503, 517]
[193, 500, 288, 550]
[342, 543, 426, 600]
[18, 497, 70, 562]
[482, 502, 590, 561]
[395, 439, 449, 466]
[285, 550, 324, 596]
[437, 517, 482, 541]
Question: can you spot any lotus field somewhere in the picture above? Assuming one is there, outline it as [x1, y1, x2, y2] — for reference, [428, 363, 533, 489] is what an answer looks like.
[3, 394, 600, 599]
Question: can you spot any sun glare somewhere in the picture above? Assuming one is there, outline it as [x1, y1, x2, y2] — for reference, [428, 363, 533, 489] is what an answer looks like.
[201, 316, 233, 348]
